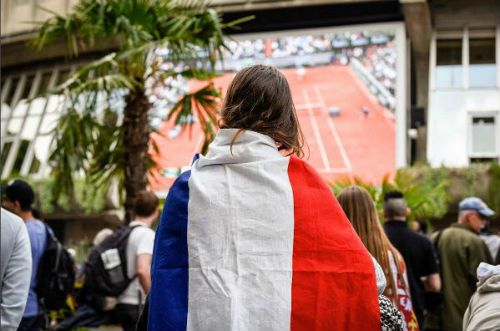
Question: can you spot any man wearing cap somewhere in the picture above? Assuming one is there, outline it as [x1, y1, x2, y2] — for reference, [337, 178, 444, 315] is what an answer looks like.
[2, 179, 51, 331]
[426, 197, 494, 331]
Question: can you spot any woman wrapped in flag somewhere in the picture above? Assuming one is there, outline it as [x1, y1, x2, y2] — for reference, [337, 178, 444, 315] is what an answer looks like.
[148, 65, 389, 331]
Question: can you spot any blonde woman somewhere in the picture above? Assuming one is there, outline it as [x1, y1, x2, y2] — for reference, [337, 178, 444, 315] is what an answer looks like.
[338, 186, 419, 331]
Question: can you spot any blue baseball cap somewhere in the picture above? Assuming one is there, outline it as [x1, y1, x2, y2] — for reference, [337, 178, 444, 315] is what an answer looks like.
[459, 197, 495, 217]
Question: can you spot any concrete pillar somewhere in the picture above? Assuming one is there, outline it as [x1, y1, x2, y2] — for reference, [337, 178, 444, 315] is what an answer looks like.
[400, 0, 433, 164]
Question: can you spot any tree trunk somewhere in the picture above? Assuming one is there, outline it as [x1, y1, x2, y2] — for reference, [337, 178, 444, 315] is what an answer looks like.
[123, 86, 150, 223]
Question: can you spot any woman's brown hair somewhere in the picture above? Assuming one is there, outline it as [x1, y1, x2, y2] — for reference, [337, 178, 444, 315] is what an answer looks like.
[337, 186, 408, 301]
[220, 65, 304, 157]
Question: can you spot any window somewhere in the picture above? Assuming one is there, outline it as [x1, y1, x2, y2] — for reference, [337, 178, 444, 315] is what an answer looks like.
[469, 38, 496, 87]
[471, 116, 496, 155]
[1, 141, 13, 166]
[21, 74, 36, 100]
[5, 77, 19, 106]
[470, 157, 498, 164]
[435, 39, 463, 88]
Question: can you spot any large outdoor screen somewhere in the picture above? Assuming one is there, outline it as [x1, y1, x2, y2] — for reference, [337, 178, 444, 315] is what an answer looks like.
[149, 23, 406, 193]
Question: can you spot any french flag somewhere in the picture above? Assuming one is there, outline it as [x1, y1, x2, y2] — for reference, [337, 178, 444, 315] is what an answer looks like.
[148, 129, 380, 331]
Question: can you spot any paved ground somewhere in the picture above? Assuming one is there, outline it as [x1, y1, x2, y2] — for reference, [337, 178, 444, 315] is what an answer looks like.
[149, 65, 395, 191]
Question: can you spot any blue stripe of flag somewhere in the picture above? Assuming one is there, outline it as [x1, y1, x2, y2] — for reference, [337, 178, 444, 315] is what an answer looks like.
[148, 170, 191, 331]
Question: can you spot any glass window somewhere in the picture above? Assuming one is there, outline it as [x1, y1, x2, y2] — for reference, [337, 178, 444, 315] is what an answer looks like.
[21, 74, 36, 100]
[1, 141, 13, 166]
[45, 94, 65, 113]
[12, 140, 31, 174]
[5, 77, 20, 106]
[58, 69, 72, 86]
[437, 39, 462, 65]
[1, 103, 11, 120]
[471, 116, 496, 154]
[435, 39, 463, 88]
[38, 71, 53, 95]
[469, 38, 497, 87]
[29, 155, 41, 174]
[38, 113, 59, 135]
[33, 135, 53, 164]
[30, 97, 48, 115]
[470, 157, 498, 164]
[21, 115, 41, 140]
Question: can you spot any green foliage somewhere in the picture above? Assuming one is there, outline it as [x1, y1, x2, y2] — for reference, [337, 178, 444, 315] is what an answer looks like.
[487, 163, 500, 214]
[31, 0, 252, 204]
[331, 162, 500, 231]
[394, 167, 450, 222]
[331, 165, 451, 225]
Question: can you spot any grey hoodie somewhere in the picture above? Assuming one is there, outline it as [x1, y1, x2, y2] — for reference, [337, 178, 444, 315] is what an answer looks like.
[463, 263, 500, 331]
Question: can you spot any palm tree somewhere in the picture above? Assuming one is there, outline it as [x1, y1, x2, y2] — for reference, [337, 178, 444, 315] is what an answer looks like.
[32, 0, 250, 221]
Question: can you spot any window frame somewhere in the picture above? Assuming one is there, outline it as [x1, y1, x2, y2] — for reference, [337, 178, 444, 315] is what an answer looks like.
[467, 110, 500, 159]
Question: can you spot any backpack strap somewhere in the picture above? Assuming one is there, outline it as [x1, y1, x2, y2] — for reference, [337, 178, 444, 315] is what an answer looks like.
[42, 223, 62, 273]
[433, 229, 444, 254]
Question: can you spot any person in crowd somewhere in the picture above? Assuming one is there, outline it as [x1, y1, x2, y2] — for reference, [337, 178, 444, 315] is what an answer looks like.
[2, 179, 51, 331]
[93, 228, 114, 246]
[148, 65, 386, 331]
[462, 262, 500, 331]
[410, 220, 427, 236]
[479, 217, 500, 265]
[116, 190, 158, 331]
[426, 197, 494, 331]
[0, 208, 32, 331]
[382, 190, 441, 329]
[338, 186, 419, 330]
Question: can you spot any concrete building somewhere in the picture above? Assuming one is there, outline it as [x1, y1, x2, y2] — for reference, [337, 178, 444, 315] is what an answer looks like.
[1, 0, 499, 243]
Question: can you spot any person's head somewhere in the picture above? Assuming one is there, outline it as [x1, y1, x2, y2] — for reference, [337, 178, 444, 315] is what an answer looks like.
[134, 190, 159, 225]
[411, 220, 427, 235]
[337, 186, 404, 298]
[220, 65, 304, 157]
[338, 186, 380, 246]
[1, 179, 35, 218]
[93, 228, 113, 246]
[382, 190, 410, 221]
[458, 197, 494, 233]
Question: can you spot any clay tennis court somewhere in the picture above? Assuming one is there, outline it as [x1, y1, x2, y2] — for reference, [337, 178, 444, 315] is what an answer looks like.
[149, 65, 395, 191]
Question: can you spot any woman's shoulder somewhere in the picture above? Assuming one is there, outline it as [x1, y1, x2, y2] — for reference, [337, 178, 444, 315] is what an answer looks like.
[288, 156, 324, 182]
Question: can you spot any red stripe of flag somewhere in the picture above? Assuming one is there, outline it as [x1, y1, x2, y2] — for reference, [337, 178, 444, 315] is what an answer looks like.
[288, 156, 381, 330]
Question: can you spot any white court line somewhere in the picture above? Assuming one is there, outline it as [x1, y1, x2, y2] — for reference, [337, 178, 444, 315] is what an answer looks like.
[302, 88, 331, 171]
[313, 85, 353, 172]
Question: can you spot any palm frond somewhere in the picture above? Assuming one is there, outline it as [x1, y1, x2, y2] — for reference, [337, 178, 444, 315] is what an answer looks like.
[32, 0, 253, 207]
[50, 53, 138, 96]
[49, 109, 99, 198]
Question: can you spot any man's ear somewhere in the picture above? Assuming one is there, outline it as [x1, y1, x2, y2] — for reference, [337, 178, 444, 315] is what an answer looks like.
[14, 200, 21, 211]
[406, 208, 411, 217]
[381, 209, 386, 219]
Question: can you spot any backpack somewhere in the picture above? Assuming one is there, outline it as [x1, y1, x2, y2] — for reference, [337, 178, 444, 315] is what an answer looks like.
[84, 225, 140, 298]
[36, 224, 76, 311]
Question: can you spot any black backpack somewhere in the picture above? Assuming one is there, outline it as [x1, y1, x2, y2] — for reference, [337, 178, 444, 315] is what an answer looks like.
[84, 225, 140, 298]
[36, 224, 76, 311]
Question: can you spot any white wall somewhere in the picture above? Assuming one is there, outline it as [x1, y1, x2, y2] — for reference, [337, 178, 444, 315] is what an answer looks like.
[427, 89, 499, 167]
